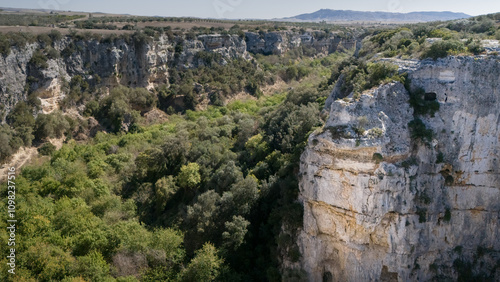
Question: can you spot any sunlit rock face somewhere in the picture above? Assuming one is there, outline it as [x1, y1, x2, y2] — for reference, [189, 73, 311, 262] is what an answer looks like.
[0, 34, 248, 119]
[0, 30, 358, 120]
[297, 56, 500, 281]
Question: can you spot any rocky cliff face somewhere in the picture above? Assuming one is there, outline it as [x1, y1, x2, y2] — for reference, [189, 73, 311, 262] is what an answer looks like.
[0, 31, 356, 119]
[244, 31, 357, 55]
[0, 34, 249, 118]
[297, 56, 500, 281]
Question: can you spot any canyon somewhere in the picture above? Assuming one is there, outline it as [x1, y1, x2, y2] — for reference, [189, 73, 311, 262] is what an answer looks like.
[0, 31, 357, 119]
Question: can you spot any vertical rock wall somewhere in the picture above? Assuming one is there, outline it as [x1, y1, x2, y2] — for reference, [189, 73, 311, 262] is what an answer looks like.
[297, 57, 500, 281]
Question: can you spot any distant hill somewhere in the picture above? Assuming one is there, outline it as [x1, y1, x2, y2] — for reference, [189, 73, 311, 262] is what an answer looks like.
[282, 9, 471, 23]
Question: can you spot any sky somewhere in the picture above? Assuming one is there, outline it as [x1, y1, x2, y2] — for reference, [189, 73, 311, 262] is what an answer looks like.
[2, 0, 499, 19]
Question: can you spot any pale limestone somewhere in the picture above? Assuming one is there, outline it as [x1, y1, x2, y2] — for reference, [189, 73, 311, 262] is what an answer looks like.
[296, 56, 500, 281]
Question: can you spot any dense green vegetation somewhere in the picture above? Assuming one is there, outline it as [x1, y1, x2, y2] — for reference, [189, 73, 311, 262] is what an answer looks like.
[1, 84, 325, 280]
[1, 11, 499, 281]
[360, 13, 500, 60]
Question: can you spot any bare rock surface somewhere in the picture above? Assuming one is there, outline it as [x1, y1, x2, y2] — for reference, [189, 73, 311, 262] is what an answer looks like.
[297, 56, 500, 281]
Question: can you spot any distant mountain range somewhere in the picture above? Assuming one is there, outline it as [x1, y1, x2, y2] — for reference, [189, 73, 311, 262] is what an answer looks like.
[282, 9, 471, 23]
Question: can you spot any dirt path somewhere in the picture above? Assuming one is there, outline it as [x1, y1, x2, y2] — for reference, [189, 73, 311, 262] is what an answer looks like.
[0, 147, 38, 182]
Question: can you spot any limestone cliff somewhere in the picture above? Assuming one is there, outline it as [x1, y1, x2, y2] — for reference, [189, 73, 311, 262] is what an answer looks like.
[0, 30, 357, 120]
[0, 33, 249, 118]
[244, 31, 357, 55]
[297, 56, 500, 281]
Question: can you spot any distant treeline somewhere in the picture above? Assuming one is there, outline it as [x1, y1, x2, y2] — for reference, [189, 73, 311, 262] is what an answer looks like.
[0, 13, 84, 26]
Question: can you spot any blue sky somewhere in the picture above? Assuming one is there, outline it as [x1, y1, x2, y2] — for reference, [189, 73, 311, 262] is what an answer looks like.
[2, 0, 499, 18]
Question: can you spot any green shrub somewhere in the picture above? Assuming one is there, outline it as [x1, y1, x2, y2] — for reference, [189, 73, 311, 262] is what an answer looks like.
[45, 47, 60, 59]
[37, 33, 52, 46]
[443, 208, 451, 222]
[372, 153, 384, 163]
[401, 157, 418, 169]
[0, 33, 10, 56]
[436, 152, 444, 163]
[417, 207, 427, 223]
[29, 50, 49, 69]
[422, 40, 466, 60]
[38, 142, 56, 156]
[445, 175, 454, 185]
[408, 118, 433, 142]
[48, 30, 63, 42]
[34, 112, 72, 140]
[466, 40, 485, 55]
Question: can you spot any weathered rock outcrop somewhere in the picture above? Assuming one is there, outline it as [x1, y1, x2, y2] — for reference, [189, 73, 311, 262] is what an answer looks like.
[0, 30, 358, 120]
[244, 31, 357, 55]
[297, 56, 500, 281]
[0, 33, 249, 119]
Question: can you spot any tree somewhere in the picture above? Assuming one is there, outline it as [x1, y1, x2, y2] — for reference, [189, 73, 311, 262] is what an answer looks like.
[23, 243, 75, 281]
[154, 176, 179, 211]
[222, 215, 250, 250]
[73, 251, 110, 281]
[6, 101, 35, 128]
[150, 228, 185, 265]
[34, 112, 71, 141]
[38, 142, 56, 156]
[179, 243, 223, 282]
[185, 190, 221, 251]
[222, 175, 259, 216]
[177, 163, 201, 190]
[208, 161, 243, 193]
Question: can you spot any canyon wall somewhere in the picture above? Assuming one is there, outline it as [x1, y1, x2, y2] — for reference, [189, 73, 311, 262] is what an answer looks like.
[0, 31, 356, 120]
[297, 56, 500, 281]
[0, 34, 247, 118]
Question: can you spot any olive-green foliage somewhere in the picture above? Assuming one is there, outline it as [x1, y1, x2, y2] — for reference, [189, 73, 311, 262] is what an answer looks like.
[37, 33, 52, 47]
[408, 118, 433, 142]
[0, 32, 35, 51]
[29, 49, 49, 69]
[282, 65, 310, 81]
[338, 61, 403, 98]
[0, 125, 23, 163]
[417, 207, 427, 223]
[34, 111, 72, 140]
[0, 101, 39, 162]
[178, 163, 201, 190]
[74, 20, 118, 30]
[2, 79, 321, 280]
[443, 208, 452, 222]
[73, 251, 110, 281]
[62, 75, 91, 108]
[436, 152, 444, 164]
[264, 87, 322, 153]
[6, 101, 35, 128]
[179, 243, 223, 282]
[5, 102, 36, 147]
[184, 175, 259, 252]
[97, 86, 157, 131]
[372, 153, 384, 163]
[163, 58, 265, 111]
[466, 39, 485, 55]
[422, 40, 466, 60]
[360, 14, 500, 60]
[38, 142, 56, 156]
[0, 27, 350, 280]
[0, 33, 10, 56]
